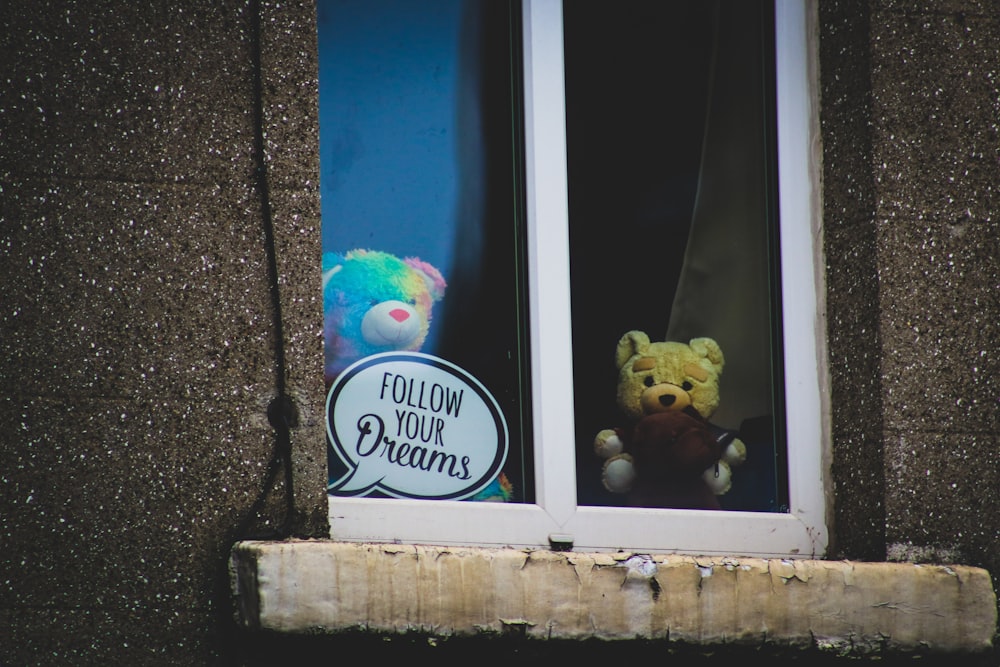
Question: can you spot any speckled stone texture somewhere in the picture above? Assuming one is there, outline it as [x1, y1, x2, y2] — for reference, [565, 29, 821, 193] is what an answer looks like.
[818, 0, 888, 563]
[820, 0, 1000, 574]
[0, 0, 328, 664]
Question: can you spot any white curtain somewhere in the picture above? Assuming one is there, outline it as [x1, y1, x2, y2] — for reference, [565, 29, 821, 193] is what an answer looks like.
[666, 1, 775, 430]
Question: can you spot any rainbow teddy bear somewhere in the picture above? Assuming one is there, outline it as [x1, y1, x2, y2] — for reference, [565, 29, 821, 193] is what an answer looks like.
[322, 249, 447, 383]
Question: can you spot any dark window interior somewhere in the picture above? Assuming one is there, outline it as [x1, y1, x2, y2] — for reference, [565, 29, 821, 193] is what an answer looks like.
[565, 0, 788, 511]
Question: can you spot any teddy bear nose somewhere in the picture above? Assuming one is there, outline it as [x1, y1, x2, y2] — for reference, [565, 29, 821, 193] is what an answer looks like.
[389, 308, 410, 323]
[659, 395, 676, 407]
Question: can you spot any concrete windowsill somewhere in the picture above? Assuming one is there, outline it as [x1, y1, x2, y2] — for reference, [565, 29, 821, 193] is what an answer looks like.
[230, 540, 996, 658]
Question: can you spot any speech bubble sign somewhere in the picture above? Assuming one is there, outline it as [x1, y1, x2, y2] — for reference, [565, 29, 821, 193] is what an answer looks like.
[326, 352, 509, 500]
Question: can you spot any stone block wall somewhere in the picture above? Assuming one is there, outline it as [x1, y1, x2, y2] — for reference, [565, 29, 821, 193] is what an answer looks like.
[0, 1, 329, 663]
[819, 0, 1000, 571]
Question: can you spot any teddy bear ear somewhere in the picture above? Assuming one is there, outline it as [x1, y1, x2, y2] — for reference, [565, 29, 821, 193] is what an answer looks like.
[403, 256, 447, 301]
[688, 337, 725, 371]
[321, 252, 345, 291]
[615, 330, 650, 370]
[322, 251, 345, 271]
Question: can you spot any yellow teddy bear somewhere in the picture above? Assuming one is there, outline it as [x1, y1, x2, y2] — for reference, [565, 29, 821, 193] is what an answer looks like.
[594, 331, 747, 510]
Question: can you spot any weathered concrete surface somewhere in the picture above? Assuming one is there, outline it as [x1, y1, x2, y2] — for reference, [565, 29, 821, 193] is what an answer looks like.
[819, 0, 1000, 572]
[231, 540, 996, 658]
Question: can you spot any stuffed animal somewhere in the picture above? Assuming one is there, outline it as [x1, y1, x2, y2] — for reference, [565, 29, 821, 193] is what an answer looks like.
[323, 249, 513, 502]
[470, 472, 514, 502]
[594, 331, 747, 510]
[323, 249, 447, 382]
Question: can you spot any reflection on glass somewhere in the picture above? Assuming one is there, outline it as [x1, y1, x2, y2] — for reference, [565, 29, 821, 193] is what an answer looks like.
[318, 0, 532, 503]
[566, 1, 788, 512]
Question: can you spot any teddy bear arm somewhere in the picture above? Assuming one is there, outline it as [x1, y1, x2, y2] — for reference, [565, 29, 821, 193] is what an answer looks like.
[594, 428, 624, 459]
[703, 460, 733, 496]
[601, 454, 636, 493]
[722, 437, 747, 466]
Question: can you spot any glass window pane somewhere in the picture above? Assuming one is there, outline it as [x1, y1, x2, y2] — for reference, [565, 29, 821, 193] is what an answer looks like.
[318, 0, 532, 503]
[565, 0, 789, 512]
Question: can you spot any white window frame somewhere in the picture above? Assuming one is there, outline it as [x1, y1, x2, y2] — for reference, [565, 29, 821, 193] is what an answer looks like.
[326, 0, 828, 558]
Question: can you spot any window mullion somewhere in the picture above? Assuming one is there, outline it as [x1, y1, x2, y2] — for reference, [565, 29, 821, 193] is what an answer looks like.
[775, 0, 828, 541]
[523, 0, 576, 527]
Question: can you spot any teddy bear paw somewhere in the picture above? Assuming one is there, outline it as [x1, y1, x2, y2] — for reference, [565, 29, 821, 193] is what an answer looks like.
[594, 429, 623, 459]
[722, 437, 747, 467]
[702, 460, 733, 496]
[602, 454, 636, 493]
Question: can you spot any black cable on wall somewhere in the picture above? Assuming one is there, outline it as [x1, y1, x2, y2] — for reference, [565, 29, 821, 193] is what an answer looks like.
[238, 0, 298, 540]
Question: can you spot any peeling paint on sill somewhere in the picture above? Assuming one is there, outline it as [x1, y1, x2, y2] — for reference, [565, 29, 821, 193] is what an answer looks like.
[230, 540, 997, 659]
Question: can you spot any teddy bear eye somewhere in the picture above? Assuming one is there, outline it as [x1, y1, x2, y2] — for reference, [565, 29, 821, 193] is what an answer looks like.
[681, 381, 694, 391]
[643, 376, 655, 387]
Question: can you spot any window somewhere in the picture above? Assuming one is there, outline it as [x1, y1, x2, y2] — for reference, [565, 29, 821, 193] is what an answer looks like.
[318, 0, 534, 505]
[318, 0, 827, 557]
